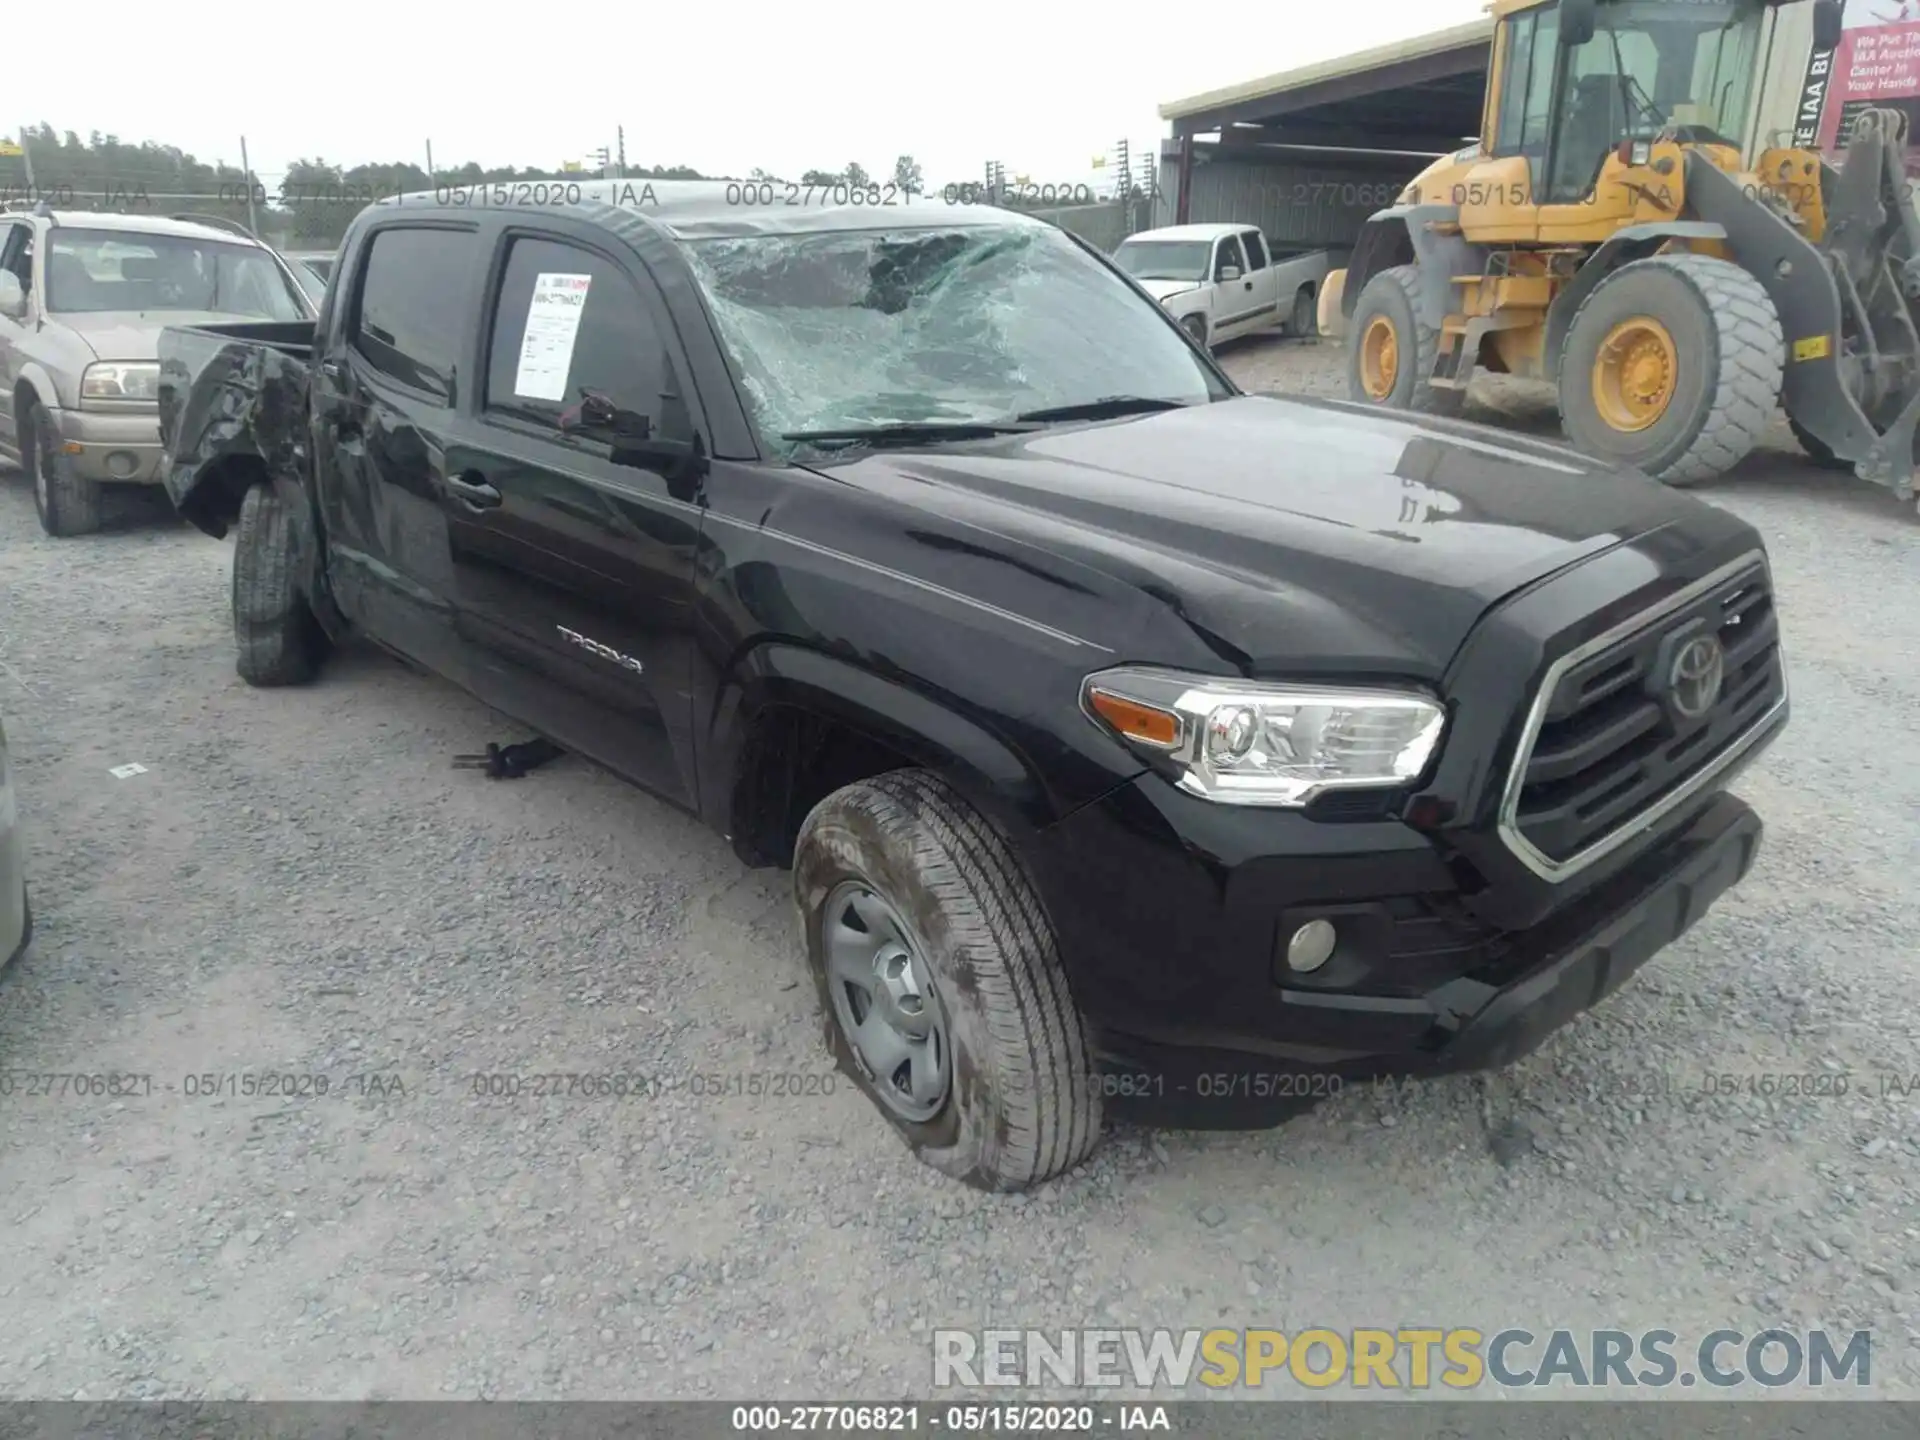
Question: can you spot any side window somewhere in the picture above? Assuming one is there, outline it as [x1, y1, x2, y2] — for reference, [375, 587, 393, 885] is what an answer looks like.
[352, 226, 477, 402]
[1517, 7, 1563, 158]
[1212, 235, 1246, 280]
[0, 223, 31, 296]
[483, 235, 688, 442]
[1493, 13, 1538, 155]
[1241, 231, 1269, 270]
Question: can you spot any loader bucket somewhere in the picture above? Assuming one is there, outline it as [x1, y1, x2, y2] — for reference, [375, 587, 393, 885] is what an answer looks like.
[1319, 269, 1348, 341]
[1766, 108, 1920, 508]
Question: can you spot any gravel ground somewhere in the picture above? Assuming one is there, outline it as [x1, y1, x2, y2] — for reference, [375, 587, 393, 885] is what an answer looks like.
[0, 340, 1916, 1402]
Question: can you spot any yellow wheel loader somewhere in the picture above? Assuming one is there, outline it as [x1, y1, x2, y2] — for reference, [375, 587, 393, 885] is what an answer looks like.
[1320, 0, 1920, 516]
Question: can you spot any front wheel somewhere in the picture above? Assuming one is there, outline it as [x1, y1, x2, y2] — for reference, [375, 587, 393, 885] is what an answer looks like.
[1345, 265, 1463, 415]
[1558, 253, 1783, 486]
[1289, 285, 1317, 338]
[26, 404, 102, 537]
[1179, 312, 1210, 349]
[793, 771, 1102, 1191]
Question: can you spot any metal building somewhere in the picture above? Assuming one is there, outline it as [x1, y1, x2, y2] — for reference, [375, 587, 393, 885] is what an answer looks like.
[1154, 3, 1825, 247]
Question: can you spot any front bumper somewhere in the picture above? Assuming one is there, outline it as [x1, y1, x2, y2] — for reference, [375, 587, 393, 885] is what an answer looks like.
[1028, 781, 1763, 1130]
[53, 406, 164, 484]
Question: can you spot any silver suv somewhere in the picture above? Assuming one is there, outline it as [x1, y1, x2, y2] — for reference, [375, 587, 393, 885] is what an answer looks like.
[0, 208, 316, 536]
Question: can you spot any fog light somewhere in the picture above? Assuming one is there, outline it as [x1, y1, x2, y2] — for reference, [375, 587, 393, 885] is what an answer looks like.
[1286, 919, 1338, 973]
[106, 450, 138, 478]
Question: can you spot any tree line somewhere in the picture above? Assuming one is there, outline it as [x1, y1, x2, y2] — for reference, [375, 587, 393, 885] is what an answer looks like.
[1, 127, 951, 242]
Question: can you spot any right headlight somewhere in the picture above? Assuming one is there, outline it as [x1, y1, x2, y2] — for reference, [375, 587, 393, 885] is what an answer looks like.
[1081, 666, 1446, 807]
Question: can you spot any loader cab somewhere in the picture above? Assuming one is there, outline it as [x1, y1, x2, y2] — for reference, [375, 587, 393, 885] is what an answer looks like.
[1475, 0, 1771, 233]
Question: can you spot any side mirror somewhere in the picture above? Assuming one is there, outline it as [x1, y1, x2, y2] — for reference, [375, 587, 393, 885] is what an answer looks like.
[1562, 0, 1596, 47]
[1218, 264, 1243, 282]
[1813, 0, 1844, 52]
[0, 271, 25, 320]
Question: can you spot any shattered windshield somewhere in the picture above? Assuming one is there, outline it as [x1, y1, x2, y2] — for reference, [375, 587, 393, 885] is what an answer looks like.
[682, 224, 1226, 452]
[45, 228, 307, 318]
[1111, 239, 1212, 284]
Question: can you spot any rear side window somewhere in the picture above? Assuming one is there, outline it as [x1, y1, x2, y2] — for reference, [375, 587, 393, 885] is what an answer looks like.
[483, 235, 686, 438]
[353, 227, 477, 402]
[1241, 231, 1269, 270]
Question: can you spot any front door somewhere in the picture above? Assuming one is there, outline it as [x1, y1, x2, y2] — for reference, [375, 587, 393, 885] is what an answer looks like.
[441, 225, 705, 808]
[0, 222, 35, 462]
[311, 221, 482, 681]
[1209, 234, 1257, 339]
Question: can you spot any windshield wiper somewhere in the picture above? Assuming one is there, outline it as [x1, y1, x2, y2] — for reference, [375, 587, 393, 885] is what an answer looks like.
[781, 421, 1039, 449]
[1015, 396, 1195, 424]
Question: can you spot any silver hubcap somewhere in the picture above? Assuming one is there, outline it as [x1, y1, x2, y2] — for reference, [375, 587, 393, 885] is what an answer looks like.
[823, 881, 950, 1122]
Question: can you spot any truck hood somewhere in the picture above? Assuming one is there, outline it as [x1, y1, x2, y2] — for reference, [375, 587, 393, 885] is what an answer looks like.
[52, 311, 272, 362]
[801, 394, 1710, 681]
[1134, 278, 1204, 303]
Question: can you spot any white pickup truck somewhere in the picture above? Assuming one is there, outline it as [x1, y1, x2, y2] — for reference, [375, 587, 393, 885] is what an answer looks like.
[1112, 223, 1331, 350]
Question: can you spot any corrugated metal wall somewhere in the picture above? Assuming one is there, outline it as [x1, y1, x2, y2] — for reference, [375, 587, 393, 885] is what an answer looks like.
[1155, 150, 1431, 248]
[1043, 197, 1156, 252]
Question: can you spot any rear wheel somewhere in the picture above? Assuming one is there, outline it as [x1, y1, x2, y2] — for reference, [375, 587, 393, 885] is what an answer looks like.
[232, 482, 329, 687]
[1289, 285, 1317, 338]
[1345, 264, 1463, 416]
[25, 404, 102, 537]
[793, 770, 1102, 1191]
[1559, 253, 1783, 486]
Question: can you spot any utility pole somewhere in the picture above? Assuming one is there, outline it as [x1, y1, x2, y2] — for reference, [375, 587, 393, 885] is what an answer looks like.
[1114, 138, 1130, 202]
[425, 139, 435, 185]
[239, 135, 259, 236]
[18, 126, 36, 194]
[616, 126, 626, 178]
[594, 145, 612, 179]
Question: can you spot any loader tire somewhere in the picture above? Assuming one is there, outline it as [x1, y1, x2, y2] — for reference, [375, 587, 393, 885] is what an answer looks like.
[1559, 254, 1783, 487]
[1346, 265, 1464, 417]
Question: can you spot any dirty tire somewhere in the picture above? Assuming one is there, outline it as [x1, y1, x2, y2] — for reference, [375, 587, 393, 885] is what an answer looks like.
[232, 482, 327, 687]
[1559, 253, 1783, 486]
[1345, 264, 1464, 416]
[26, 404, 103, 537]
[1180, 313, 1210, 349]
[1290, 285, 1317, 338]
[793, 770, 1101, 1191]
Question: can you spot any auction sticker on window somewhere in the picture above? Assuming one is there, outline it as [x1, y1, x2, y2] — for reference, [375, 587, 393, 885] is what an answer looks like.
[514, 272, 593, 401]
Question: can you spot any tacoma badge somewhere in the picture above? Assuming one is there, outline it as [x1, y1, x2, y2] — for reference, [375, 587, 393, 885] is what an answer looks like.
[557, 626, 644, 675]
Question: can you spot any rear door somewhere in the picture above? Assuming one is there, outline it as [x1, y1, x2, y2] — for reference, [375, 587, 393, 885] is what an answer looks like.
[1237, 229, 1281, 334]
[311, 220, 482, 681]
[1209, 233, 1258, 338]
[440, 222, 707, 807]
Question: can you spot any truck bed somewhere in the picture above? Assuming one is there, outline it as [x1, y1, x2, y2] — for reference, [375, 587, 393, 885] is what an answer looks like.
[157, 320, 318, 538]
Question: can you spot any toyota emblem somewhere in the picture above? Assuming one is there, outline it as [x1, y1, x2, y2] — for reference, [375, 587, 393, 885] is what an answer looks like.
[1668, 634, 1726, 721]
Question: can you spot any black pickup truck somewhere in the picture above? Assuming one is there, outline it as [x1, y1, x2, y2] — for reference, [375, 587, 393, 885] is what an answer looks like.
[156, 182, 1788, 1191]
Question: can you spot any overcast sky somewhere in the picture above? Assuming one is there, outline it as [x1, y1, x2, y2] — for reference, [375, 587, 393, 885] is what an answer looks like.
[18, 0, 1489, 186]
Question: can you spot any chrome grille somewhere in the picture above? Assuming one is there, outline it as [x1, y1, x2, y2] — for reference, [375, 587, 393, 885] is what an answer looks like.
[1500, 554, 1785, 878]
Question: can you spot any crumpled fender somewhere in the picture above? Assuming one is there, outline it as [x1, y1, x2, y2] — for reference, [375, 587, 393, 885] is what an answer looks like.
[156, 324, 315, 538]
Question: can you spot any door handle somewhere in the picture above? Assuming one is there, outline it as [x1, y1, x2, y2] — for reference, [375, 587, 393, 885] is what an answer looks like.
[446, 470, 502, 509]
[319, 359, 347, 386]
[1244, 280, 1254, 290]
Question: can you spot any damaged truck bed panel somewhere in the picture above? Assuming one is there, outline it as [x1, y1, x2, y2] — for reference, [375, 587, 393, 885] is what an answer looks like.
[158, 319, 317, 537]
[153, 180, 1786, 1190]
